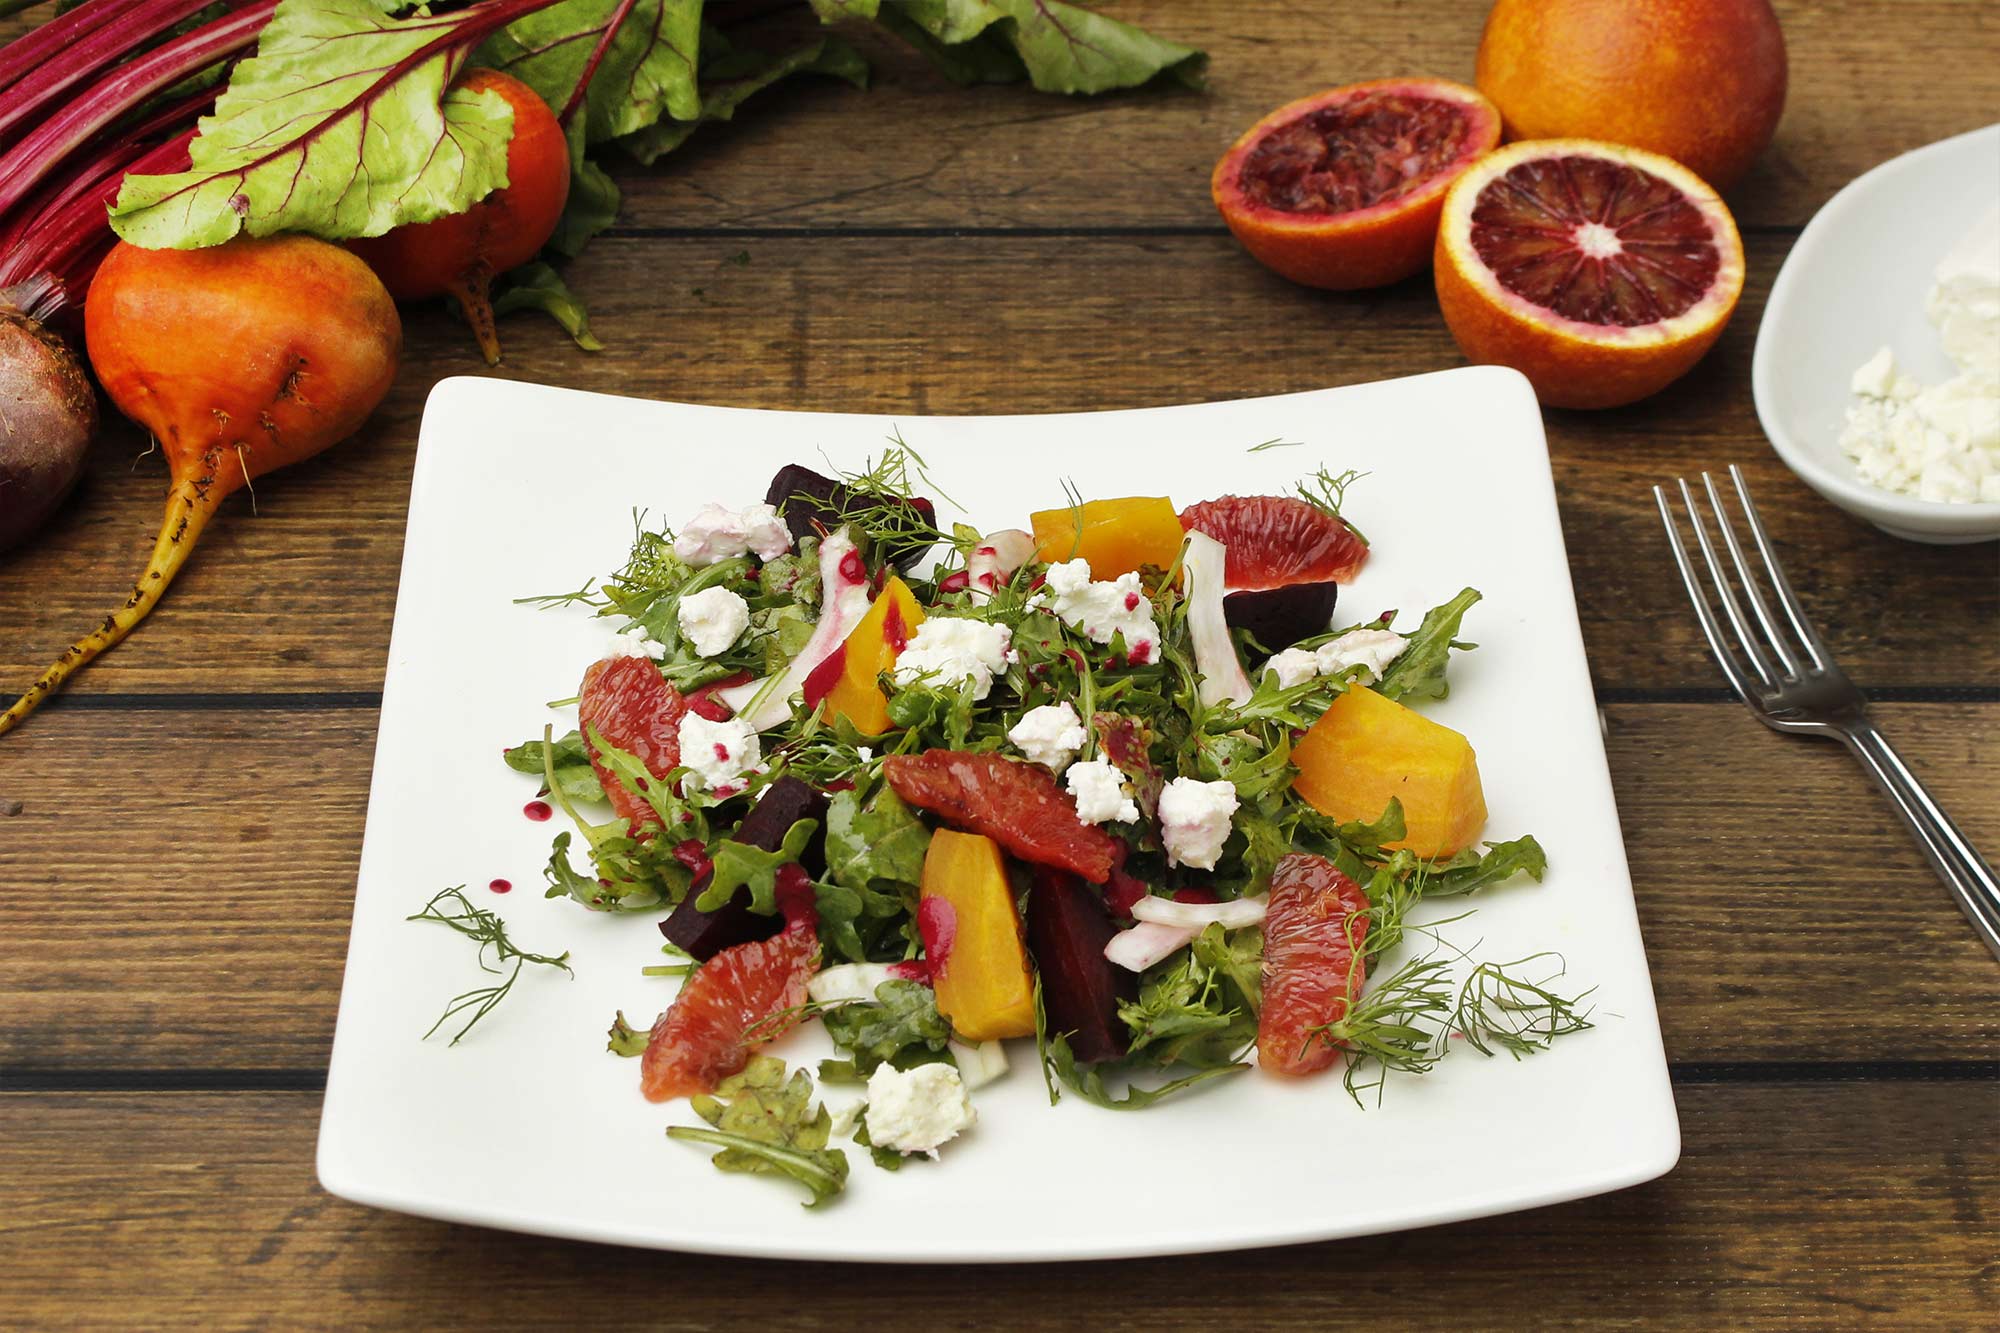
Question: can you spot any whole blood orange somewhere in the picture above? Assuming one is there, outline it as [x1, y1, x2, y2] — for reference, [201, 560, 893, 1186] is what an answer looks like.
[1434, 139, 1744, 410]
[1257, 853, 1371, 1077]
[1212, 79, 1501, 291]
[1475, 0, 1785, 193]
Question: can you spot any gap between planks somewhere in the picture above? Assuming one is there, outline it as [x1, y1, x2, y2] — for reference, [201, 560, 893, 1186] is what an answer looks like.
[36, 686, 2000, 713]
[3, 1059, 1994, 1095]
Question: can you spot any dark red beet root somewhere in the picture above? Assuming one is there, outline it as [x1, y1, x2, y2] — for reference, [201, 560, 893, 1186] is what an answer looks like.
[764, 462, 936, 569]
[1226, 581, 1339, 652]
[660, 776, 828, 961]
[1026, 866, 1135, 1064]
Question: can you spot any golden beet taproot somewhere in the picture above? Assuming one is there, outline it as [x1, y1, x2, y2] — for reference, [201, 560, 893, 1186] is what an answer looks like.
[1291, 686, 1487, 859]
[0, 235, 400, 736]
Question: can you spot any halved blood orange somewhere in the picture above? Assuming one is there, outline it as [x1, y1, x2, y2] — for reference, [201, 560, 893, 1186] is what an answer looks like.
[1212, 78, 1502, 291]
[1434, 139, 1745, 410]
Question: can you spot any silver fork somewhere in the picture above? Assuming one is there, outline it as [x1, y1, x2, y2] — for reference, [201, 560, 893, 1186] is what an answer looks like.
[1657, 465, 2000, 961]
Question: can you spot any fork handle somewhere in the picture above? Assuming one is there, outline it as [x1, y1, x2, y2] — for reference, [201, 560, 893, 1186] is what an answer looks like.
[1842, 722, 2000, 961]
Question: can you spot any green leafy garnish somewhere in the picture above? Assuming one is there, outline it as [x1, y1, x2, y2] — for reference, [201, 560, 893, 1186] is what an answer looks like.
[408, 887, 572, 1046]
[1424, 836, 1550, 897]
[505, 729, 604, 804]
[695, 819, 818, 913]
[670, 1057, 849, 1207]
[1374, 588, 1482, 703]
[1454, 955, 1596, 1058]
[821, 980, 952, 1076]
[1315, 952, 1457, 1106]
[1046, 1032, 1247, 1109]
[607, 1010, 650, 1056]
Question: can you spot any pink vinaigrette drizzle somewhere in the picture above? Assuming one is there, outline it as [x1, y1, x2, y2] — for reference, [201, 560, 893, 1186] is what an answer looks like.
[523, 800, 553, 822]
[489, 879, 513, 894]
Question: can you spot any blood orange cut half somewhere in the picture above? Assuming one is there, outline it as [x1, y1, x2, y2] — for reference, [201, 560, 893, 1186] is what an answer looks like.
[1212, 78, 1502, 291]
[1434, 138, 1745, 410]
[1179, 494, 1367, 650]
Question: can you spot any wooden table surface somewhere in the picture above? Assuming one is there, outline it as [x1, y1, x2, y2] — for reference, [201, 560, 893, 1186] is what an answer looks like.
[4, 1, 1997, 1326]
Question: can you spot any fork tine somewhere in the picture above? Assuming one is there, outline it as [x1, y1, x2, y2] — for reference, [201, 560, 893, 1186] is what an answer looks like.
[1701, 471, 1800, 678]
[1655, 485, 1762, 705]
[1676, 476, 1777, 687]
[1729, 464, 1834, 670]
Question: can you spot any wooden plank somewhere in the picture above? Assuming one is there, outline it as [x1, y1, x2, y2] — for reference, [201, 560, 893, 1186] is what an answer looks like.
[1, 1081, 1993, 1327]
[2, 703, 1993, 1070]
[587, 0, 2000, 234]
[3, 232, 1995, 697]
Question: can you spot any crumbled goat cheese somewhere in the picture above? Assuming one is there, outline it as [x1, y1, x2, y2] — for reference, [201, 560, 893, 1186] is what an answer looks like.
[1262, 629, 1408, 689]
[1264, 646, 1320, 689]
[676, 585, 750, 657]
[1316, 628, 1408, 682]
[1158, 776, 1239, 870]
[891, 616, 1015, 700]
[1065, 757, 1139, 825]
[1039, 558, 1161, 663]
[864, 1062, 976, 1157]
[673, 501, 794, 565]
[677, 713, 761, 794]
[604, 622, 665, 660]
[1007, 702, 1088, 772]
[1840, 207, 2000, 505]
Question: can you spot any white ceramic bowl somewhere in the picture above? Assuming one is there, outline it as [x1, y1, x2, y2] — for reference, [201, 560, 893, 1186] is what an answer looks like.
[1752, 123, 2000, 544]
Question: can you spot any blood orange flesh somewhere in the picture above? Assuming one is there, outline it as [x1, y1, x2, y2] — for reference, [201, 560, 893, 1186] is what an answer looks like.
[883, 750, 1120, 884]
[1257, 853, 1371, 1077]
[577, 656, 690, 834]
[1179, 495, 1367, 588]
[1434, 138, 1744, 410]
[1467, 154, 1722, 327]
[1213, 78, 1501, 291]
[641, 874, 819, 1102]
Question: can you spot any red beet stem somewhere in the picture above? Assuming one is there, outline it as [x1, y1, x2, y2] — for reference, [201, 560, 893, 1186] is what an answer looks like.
[0, 0, 275, 222]
[0, 0, 242, 146]
[0, 0, 152, 98]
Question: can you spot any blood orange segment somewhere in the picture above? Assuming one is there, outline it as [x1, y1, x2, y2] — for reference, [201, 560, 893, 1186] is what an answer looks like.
[883, 750, 1120, 884]
[1179, 494, 1368, 587]
[1212, 78, 1501, 291]
[578, 656, 690, 833]
[1257, 853, 1371, 1077]
[1434, 138, 1745, 410]
[640, 874, 819, 1102]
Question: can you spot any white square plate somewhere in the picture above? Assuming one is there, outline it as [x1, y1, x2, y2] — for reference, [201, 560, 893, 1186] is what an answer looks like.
[318, 368, 1677, 1262]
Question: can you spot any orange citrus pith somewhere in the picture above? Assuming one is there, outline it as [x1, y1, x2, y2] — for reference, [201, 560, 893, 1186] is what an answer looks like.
[1213, 78, 1501, 291]
[1434, 139, 1744, 410]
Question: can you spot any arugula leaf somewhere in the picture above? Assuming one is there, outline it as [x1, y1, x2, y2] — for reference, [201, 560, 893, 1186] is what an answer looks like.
[606, 1009, 649, 1056]
[618, 31, 870, 165]
[584, 727, 709, 844]
[671, 1057, 848, 1206]
[824, 784, 931, 898]
[112, 0, 518, 247]
[1423, 835, 1548, 897]
[1190, 922, 1263, 1013]
[1046, 1031, 1246, 1109]
[694, 819, 818, 913]
[820, 980, 952, 1075]
[1375, 588, 1482, 703]
[815, 0, 1204, 94]
[505, 729, 604, 804]
[851, 1118, 915, 1172]
[492, 261, 604, 352]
